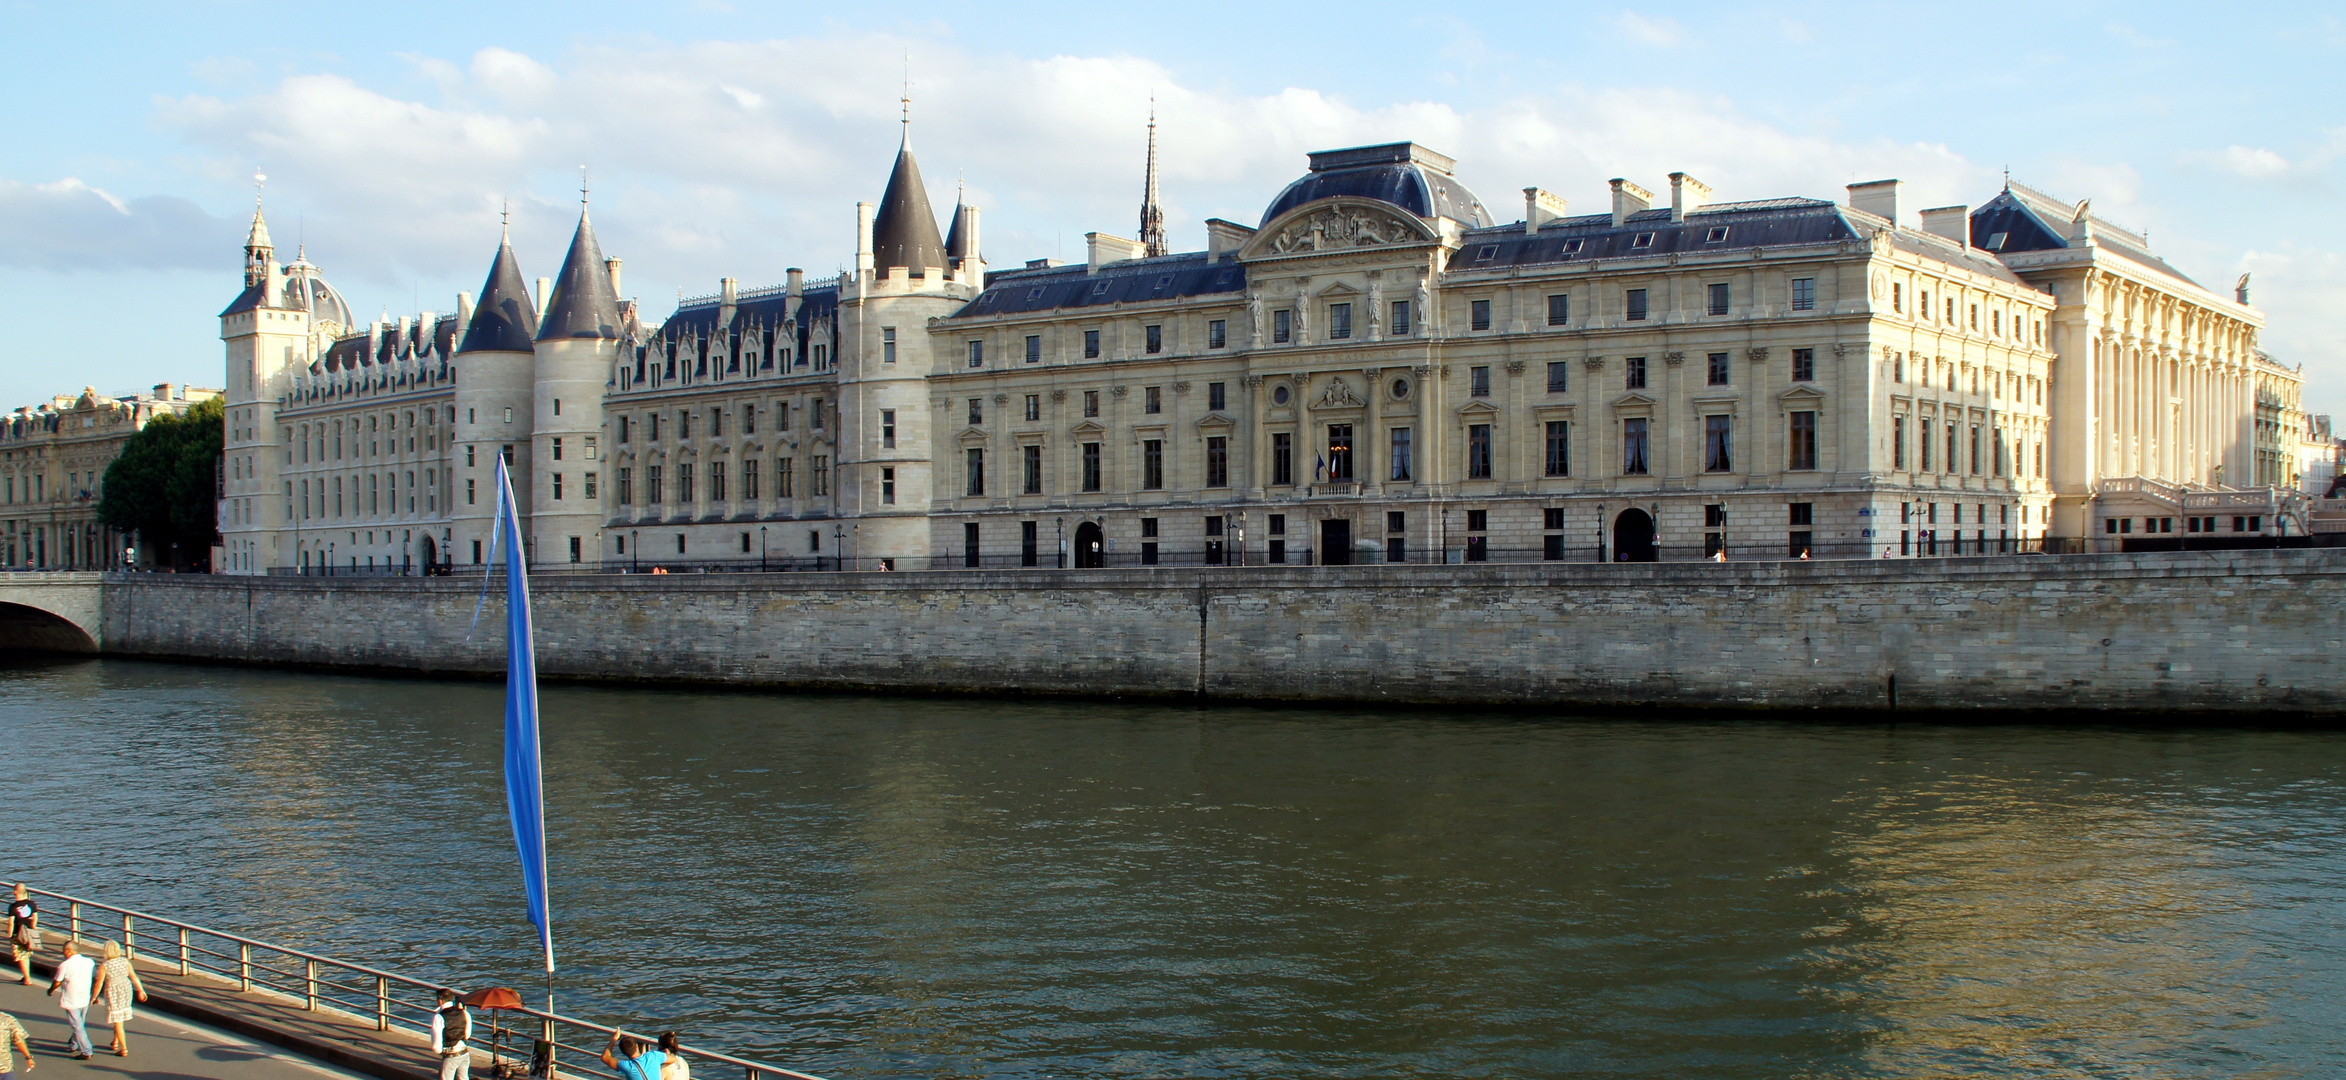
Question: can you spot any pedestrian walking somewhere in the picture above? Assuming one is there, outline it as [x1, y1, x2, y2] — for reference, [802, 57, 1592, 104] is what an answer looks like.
[88, 941, 145, 1057]
[43, 941, 92, 1059]
[657, 1032, 690, 1080]
[0, 1008, 33, 1075]
[6, 887, 35, 986]
[430, 989, 471, 1080]
[600, 1031, 665, 1080]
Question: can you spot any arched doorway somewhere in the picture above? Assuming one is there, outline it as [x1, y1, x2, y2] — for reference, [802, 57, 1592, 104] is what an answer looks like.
[1614, 509, 1657, 562]
[419, 535, 437, 569]
[1074, 521, 1106, 568]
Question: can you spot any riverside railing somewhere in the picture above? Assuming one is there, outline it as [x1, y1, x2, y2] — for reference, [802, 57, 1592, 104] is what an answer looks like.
[25, 887, 828, 1080]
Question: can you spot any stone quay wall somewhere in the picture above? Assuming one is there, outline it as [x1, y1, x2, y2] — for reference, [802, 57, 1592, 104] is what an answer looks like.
[96, 549, 2346, 712]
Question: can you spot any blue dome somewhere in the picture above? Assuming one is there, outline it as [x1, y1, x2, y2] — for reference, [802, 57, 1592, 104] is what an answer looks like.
[1261, 143, 1493, 229]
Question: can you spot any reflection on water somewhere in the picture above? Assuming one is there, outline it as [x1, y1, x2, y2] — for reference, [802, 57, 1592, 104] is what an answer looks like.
[2, 658, 2342, 1078]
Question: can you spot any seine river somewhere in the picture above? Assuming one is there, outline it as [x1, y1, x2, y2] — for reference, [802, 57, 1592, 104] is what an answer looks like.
[4, 658, 2343, 1078]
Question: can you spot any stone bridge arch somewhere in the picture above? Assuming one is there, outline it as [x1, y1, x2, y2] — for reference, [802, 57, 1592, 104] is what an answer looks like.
[0, 574, 103, 653]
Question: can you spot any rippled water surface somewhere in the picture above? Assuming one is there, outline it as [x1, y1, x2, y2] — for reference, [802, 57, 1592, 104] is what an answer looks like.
[4, 658, 2345, 1077]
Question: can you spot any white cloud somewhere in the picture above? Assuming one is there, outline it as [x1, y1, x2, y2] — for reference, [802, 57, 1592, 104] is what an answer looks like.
[1612, 11, 1686, 47]
[2238, 244, 2346, 415]
[49, 35, 1987, 315]
[0, 178, 229, 272]
[2106, 22, 2174, 49]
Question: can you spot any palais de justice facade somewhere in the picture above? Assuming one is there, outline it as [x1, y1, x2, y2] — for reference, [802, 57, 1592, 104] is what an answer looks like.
[215, 125, 2309, 574]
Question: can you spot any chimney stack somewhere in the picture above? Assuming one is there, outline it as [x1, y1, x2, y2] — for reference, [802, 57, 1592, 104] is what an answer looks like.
[1087, 232, 1146, 273]
[1919, 205, 1970, 248]
[456, 291, 474, 328]
[1609, 179, 1653, 228]
[1205, 218, 1255, 262]
[1668, 172, 1710, 223]
[1847, 179, 1902, 226]
[855, 202, 876, 275]
[535, 277, 553, 319]
[605, 257, 623, 299]
[785, 267, 804, 320]
[1524, 188, 1568, 234]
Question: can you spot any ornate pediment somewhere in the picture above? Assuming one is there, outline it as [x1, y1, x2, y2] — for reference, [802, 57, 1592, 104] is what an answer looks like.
[1455, 399, 1500, 420]
[1245, 198, 1439, 260]
[1611, 391, 1659, 411]
[1194, 412, 1236, 431]
[1070, 419, 1108, 436]
[956, 425, 989, 443]
[1311, 376, 1368, 409]
[1780, 385, 1828, 405]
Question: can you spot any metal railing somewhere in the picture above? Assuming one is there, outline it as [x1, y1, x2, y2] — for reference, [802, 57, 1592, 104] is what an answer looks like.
[23, 887, 827, 1080]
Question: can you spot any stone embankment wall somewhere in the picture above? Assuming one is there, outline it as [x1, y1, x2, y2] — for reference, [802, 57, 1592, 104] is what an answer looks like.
[99, 549, 2346, 712]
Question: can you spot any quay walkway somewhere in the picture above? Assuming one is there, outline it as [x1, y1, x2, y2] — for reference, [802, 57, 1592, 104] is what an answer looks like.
[11, 887, 829, 1080]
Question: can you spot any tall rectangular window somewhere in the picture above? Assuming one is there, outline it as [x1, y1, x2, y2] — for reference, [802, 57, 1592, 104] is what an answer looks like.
[812, 456, 828, 496]
[1545, 421, 1569, 477]
[1623, 419, 1649, 475]
[1470, 366, 1491, 397]
[1547, 293, 1569, 326]
[1946, 422, 1958, 474]
[1274, 309, 1292, 343]
[1143, 439, 1164, 490]
[882, 408, 897, 449]
[1329, 303, 1352, 339]
[964, 522, 981, 568]
[1789, 411, 1817, 471]
[1970, 424, 1981, 474]
[709, 464, 724, 503]
[617, 468, 632, 505]
[1921, 419, 1933, 470]
[1209, 320, 1226, 349]
[1084, 330, 1101, 358]
[647, 465, 661, 504]
[1273, 432, 1294, 485]
[880, 467, 894, 504]
[1707, 282, 1730, 316]
[968, 398, 983, 426]
[1326, 424, 1354, 481]
[967, 339, 984, 368]
[1791, 278, 1816, 311]
[966, 448, 985, 497]
[1025, 394, 1041, 422]
[1146, 324, 1163, 353]
[1390, 300, 1411, 335]
[1142, 386, 1161, 415]
[1470, 299, 1491, 330]
[1467, 424, 1492, 479]
[1023, 444, 1042, 494]
[1083, 390, 1100, 418]
[1206, 437, 1229, 487]
[1547, 362, 1569, 393]
[1022, 520, 1038, 567]
[740, 460, 755, 501]
[1626, 288, 1648, 321]
[1025, 335, 1041, 363]
[679, 462, 695, 503]
[882, 327, 897, 364]
[1704, 415, 1733, 472]
[1082, 443, 1102, 491]
[776, 458, 793, 498]
[1792, 348, 1815, 382]
[1209, 382, 1226, 411]
[1707, 352, 1730, 386]
[1894, 416, 1908, 470]
[1390, 427, 1412, 482]
[1625, 356, 1647, 390]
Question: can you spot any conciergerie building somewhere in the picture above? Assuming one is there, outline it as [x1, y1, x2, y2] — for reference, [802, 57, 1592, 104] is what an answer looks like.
[214, 117, 2314, 574]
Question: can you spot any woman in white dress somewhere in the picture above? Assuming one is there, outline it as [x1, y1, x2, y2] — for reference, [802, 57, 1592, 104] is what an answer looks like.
[90, 939, 146, 1057]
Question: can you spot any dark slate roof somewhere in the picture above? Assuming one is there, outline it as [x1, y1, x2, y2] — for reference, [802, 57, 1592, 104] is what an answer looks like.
[537, 212, 622, 341]
[950, 253, 1246, 319]
[944, 201, 973, 263]
[220, 281, 268, 318]
[1441, 198, 2027, 284]
[1261, 142, 1493, 229]
[1970, 184, 2201, 287]
[657, 284, 841, 361]
[458, 238, 538, 354]
[872, 142, 947, 275]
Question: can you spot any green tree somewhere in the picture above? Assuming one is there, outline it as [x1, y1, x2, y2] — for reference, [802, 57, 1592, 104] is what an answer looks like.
[98, 396, 223, 570]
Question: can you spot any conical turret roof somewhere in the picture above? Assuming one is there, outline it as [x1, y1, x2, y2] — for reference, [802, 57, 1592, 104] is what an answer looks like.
[458, 235, 538, 353]
[944, 197, 971, 263]
[246, 204, 273, 254]
[538, 211, 621, 341]
[871, 141, 947, 276]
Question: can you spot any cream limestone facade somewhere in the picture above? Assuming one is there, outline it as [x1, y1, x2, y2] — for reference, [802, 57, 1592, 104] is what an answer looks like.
[3, 384, 219, 569]
[224, 134, 2311, 572]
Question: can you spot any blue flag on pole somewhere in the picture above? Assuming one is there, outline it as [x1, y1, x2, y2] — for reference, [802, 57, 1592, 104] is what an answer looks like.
[493, 457, 554, 974]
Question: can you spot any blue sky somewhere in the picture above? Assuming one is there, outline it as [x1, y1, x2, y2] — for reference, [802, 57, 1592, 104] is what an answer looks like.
[7, 2, 2345, 413]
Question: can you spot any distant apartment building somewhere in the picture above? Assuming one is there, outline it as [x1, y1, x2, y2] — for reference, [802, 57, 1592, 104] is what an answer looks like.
[1, 384, 221, 569]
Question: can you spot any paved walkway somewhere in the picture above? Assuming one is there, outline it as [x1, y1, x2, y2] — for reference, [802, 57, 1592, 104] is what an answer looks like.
[0, 973, 370, 1079]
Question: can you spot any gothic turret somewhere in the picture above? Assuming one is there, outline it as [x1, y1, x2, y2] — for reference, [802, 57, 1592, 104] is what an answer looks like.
[538, 211, 622, 340]
[870, 138, 947, 278]
[244, 192, 275, 289]
[458, 230, 537, 354]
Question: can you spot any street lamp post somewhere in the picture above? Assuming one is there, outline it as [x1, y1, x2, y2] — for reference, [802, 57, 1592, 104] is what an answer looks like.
[834, 524, 844, 572]
[760, 525, 768, 572]
[630, 529, 639, 573]
[1056, 517, 1065, 569]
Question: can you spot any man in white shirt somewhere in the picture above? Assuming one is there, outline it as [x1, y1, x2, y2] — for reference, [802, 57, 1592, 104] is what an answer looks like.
[46, 940, 93, 1059]
[430, 988, 470, 1080]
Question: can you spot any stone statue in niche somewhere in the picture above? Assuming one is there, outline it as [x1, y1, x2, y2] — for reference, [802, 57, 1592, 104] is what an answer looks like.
[1416, 277, 1433, 334]
[1248, 293, 1265, 345]
[1367, 277, 1384, 339]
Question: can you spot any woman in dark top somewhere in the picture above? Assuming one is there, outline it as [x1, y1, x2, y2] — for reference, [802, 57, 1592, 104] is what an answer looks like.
[8, 884, 36, 985]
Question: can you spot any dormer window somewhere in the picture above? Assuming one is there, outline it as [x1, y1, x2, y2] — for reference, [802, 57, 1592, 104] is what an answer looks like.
[1215, 269, 1234, 285]
[1705, 226, 1729, 243]
[1025, 286, 1045, 302]
[1154, 275, 1174, 289]
[1091, 280, 1112, 296]
[1475, 245, 1498, 261]
[1632, 232, 1656, 248]
[1561, 239, 1585, 255]
[1985, 232, 2009, 251]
